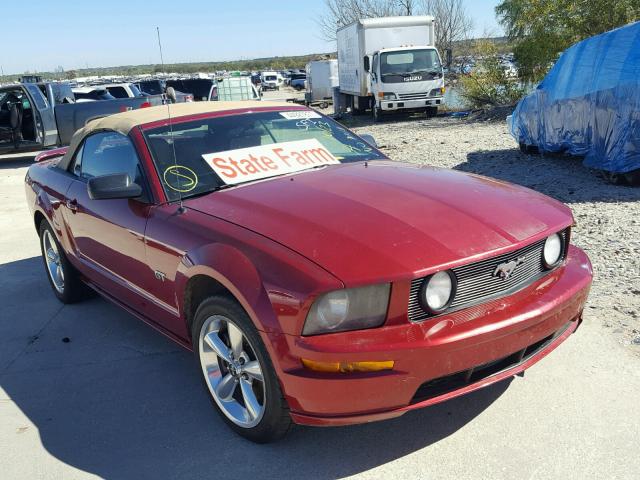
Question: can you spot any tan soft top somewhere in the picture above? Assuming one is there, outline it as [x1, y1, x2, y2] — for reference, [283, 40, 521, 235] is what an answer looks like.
[83, 100, 293, 136]
[59, 100, 296, 170]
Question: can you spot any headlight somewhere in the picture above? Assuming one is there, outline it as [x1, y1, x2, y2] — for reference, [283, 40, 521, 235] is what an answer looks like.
[543, 233, 564, 268]
[379, 92, 397, 100]
[303, 284, 391, 336]
[429, 88, 445, 97]
[420, 270, 456, 314]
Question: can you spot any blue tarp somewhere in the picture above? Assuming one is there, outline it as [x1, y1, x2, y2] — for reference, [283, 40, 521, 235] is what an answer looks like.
[509, 21, 640, 173]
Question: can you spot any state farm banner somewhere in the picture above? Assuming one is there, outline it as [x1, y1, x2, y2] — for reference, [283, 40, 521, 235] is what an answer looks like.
[202, 139, 341, 185]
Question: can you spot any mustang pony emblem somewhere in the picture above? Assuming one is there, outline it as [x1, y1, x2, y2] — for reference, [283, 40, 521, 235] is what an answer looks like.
[493, 256, 526, 280]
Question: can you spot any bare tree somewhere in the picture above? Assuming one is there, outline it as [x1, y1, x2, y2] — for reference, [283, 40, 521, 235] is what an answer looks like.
[421, 0, 473, 59]
[318, 0, 420, 41]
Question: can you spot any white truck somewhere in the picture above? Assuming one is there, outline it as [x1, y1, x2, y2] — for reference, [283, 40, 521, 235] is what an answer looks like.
[337, 16, 445, 121]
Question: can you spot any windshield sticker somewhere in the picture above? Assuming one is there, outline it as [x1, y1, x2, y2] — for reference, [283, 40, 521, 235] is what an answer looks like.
[202, 139, 340, 186]
[163, 165, 199, 192]
[279, 111, 322, 120]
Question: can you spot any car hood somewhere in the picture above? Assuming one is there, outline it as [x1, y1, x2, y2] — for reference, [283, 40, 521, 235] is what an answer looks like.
[186, 162, 573, 285]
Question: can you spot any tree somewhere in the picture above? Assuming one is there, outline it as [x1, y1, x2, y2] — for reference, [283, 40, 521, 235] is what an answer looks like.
[422, 0, 473, 60]
[318, 0, 472, 58]
[496, 0, 640, 80]
[318, 0, 420, 41]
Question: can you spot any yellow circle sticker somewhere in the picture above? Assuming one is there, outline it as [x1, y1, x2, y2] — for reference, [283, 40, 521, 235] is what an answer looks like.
[163, 165, 198, 193]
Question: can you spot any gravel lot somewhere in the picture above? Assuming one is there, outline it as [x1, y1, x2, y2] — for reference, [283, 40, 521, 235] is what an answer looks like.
[0, 109, 638, 479]
[346, 113, 640, 353]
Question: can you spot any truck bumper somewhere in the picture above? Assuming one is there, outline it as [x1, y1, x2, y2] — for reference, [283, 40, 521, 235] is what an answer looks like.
[381, 96, 444, 111]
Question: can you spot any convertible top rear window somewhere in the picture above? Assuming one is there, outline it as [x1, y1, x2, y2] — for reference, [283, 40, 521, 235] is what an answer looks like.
[143, 110, 385, 201]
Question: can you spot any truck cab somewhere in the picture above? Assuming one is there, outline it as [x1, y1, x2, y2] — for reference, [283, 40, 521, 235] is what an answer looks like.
[367, 46, 445, 119]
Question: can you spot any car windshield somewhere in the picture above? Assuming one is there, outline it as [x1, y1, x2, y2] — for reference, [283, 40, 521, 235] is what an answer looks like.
[265, 76, 277, 81]
[143, 110, 386, 201]
[380, 49, 441, 76]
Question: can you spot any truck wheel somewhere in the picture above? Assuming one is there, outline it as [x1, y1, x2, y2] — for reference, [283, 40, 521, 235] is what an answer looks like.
[38, 220, 88, 304]
[372, 104, 381, 122]
[193, 296, 291, 443]
[426, 106, 438, 118]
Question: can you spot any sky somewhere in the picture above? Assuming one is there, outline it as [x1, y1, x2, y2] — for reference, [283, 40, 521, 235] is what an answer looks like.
[0, 0, 503, 75]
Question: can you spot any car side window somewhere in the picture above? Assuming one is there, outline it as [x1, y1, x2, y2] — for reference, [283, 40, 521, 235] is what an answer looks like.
[79, 132, 143, 185]
[70, 143, 84, 177]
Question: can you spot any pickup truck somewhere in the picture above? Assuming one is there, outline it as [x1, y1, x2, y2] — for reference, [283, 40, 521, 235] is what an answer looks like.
[0, 82, 170, 154]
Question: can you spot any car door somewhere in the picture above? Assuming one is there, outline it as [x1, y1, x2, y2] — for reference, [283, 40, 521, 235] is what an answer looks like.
[24, 84, 58, 147]
[63, 131, 154, 311]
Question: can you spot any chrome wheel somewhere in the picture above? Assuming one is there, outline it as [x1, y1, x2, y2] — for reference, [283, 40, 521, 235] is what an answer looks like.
[42, 230, 64, 294]
[198, 315, 266, 428]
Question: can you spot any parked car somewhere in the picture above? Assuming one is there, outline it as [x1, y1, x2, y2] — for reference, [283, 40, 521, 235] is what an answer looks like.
[101, 83, 147, 98]
[25, 101, 592, 443]
[289, 73, 306, 91]
[510, 21, 640, 185]
[261, 71, 283, 90]
[135, 79, 166, 96]
[0, 82, 166, 154]
[167, 78, 217, 101]
[135, 79, 194, 103]
[72, 86, 117, 102]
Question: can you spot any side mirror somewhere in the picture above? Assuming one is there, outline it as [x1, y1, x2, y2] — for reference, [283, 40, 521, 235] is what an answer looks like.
[87, 173, 142, 200]
[363, 55, 370, 72]
[166, 86, 177, 104]
[360, 133, 377, 148]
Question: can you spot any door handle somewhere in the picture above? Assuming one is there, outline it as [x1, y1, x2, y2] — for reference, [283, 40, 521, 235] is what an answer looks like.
[66, 199, 78, 213]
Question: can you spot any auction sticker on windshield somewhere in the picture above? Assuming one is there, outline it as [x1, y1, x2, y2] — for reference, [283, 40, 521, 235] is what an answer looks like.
[279, 111, 322, 120]
[202, 139, 340, 185]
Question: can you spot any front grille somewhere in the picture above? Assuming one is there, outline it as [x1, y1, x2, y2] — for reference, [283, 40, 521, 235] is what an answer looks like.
[410, 322, 571, 404]
[398, 93, 429, 101]
[408, 230, 568, 322]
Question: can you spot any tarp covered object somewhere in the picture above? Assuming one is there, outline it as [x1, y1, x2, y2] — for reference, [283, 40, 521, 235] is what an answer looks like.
[509, 21, 640, 173]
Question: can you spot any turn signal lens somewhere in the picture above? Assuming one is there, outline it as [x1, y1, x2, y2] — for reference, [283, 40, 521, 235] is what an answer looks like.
[301, 359, 394, 373]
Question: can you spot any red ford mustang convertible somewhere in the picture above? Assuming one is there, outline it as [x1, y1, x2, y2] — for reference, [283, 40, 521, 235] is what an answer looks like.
[25, 102, 592, 442]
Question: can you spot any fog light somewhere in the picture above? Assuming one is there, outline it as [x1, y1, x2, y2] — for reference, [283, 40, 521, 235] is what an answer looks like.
[543, 233, 563, 268]
[421, 270, 456, 314]
[301, 359, 394, 373]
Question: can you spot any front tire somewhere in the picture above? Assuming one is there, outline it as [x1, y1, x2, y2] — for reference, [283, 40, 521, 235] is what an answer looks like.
[38, 220, 87, 304]
[192, 296, 291, 443]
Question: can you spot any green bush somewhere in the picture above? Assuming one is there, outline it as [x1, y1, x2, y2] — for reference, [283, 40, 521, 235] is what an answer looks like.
[459, 41, 525, 109]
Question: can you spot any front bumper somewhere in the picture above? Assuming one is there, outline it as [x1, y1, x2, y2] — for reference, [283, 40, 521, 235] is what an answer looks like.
[275, 245, 592, 426]
[381, 96, 443, 111]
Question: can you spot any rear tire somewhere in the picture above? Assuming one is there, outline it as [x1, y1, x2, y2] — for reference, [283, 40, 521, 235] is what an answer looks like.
[604, 170, 640, 186]
[192, 296, 291, 443]
[519, 142, 540, 154]
[38, 220, 88, 304]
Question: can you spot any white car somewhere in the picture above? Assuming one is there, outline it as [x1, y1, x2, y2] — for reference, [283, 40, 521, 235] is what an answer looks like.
[261, 71, 283, 91]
